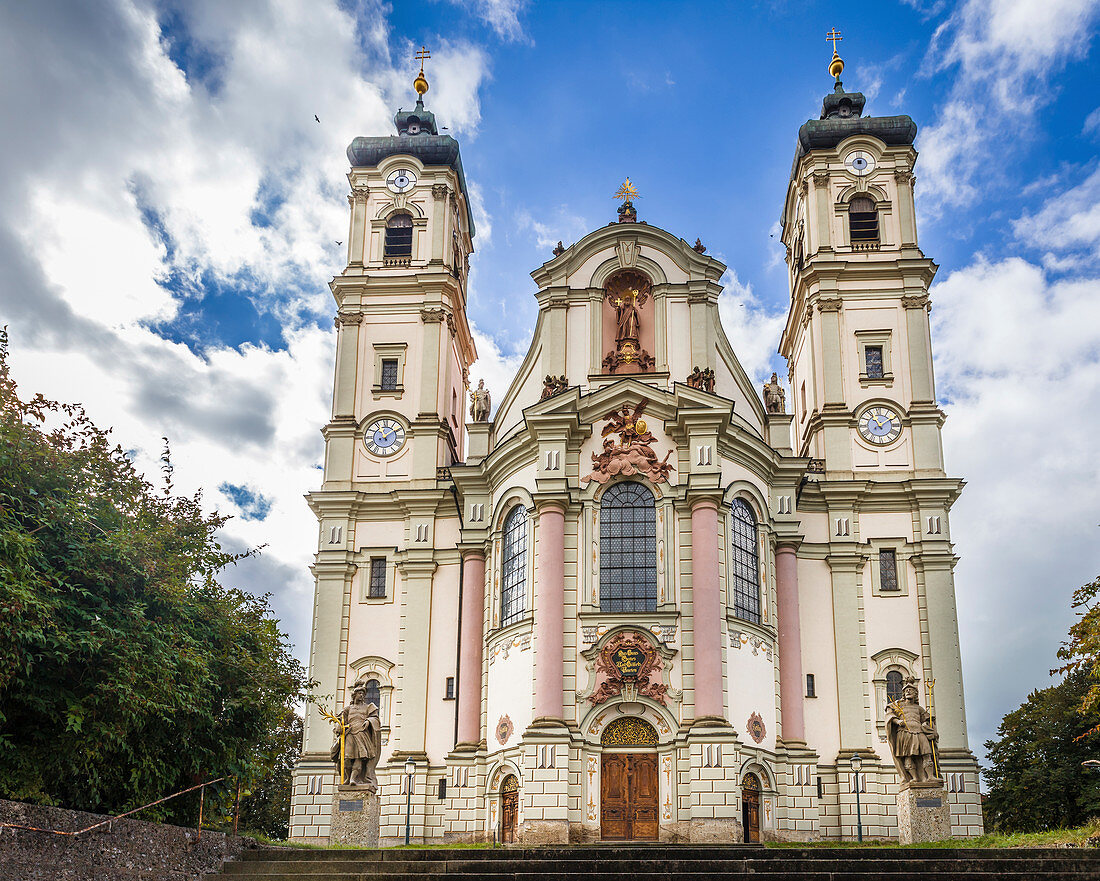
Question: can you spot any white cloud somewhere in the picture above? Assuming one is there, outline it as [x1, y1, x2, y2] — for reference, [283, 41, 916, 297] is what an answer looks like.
[1084, 106, 1100, 136]
[931, 255, 1100, 752]
[1013, 165, 1100, 263]
[467, 323, 527, 422]
[0, 0, 490, 663]
[715, 268, 787, 388]
[917, 0, 1100, 211]
[450, 0, 531, 43]
[515, 206, 589, 252]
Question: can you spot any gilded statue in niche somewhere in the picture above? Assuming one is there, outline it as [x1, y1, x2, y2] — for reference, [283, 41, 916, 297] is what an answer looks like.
[603, 270, 655, 373]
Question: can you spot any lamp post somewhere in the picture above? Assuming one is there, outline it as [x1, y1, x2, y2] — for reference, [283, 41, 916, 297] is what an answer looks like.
[404, 758, 415, 846]
[850, 753, 863, 844]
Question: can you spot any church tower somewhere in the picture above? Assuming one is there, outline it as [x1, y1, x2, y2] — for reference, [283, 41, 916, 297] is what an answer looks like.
[291, 54, 478, 842]
[777, 42, 979, 821]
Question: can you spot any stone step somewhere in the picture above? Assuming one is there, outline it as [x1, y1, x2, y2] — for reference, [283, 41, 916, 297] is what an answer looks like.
[207, 872, 1100, 881]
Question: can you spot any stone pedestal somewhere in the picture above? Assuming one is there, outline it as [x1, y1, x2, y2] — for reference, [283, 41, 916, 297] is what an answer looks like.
[896, 781, 951, 844]
[330, 786, 379, 847]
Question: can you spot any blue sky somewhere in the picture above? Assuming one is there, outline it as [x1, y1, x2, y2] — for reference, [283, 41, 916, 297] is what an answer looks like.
[1, 0, 1098, 770]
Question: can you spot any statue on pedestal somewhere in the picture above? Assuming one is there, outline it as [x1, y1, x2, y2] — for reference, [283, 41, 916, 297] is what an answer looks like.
[469, 379, 491, 422]
[885, 679, 940, 785]
[763, 373, 786, 414]
[327, 678, 382, 790]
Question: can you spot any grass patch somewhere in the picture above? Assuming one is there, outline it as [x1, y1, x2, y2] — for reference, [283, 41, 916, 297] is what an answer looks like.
[765, 819, 1100, 849]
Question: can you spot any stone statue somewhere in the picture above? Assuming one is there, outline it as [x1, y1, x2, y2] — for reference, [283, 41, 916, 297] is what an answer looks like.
[613, 290, 642, 345]
[329, 679, 383, 790]
[763, 372, 786, 414]
[686, 366, 715, 393]
[692, 238, 707, 254]
[469, 379, 491, 422]
[540, 374, 568, 400]
[552, 241, 565, 256]
[885, 679, 940, 785]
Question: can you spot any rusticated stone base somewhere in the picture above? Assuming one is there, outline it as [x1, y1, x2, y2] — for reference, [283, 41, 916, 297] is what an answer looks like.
[897, 781, 951, 844]
[329, 786, 379, 847]
[685, 816, 745, 843]
[519, 818, 570, 844]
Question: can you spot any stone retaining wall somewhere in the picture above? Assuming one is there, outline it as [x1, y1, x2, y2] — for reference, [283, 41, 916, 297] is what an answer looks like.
[0, 798, 260, 881]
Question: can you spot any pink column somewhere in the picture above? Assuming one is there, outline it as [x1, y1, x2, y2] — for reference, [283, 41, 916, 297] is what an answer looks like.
[533, 501, 566, 722]
[776, 544, 805, 742]
[457, 550, 486, 747]
[691, 498, 724, 721]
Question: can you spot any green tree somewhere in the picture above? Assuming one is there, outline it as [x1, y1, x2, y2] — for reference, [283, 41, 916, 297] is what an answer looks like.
[235, 710, 303, 839]
[0, 330, 309, 825]
[983, 667, 1100, 831]
[1058, 575, 1100, 726]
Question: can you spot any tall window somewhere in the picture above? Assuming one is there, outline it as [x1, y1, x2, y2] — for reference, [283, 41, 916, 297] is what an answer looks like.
[885, 670, 904, 703]
[879, 549, 899, 592]
[848, 196, 879, 244]
[600, 481, 657, 612]
[865, 345, 884, 380]
[500, 505, 528, 627]
[364, 677, 380, 708]
[730, 499, 761, 623]
[384, 213, 413, 259]
[368, 557, 387, 598]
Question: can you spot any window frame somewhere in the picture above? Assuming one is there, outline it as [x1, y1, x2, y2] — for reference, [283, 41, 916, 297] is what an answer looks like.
[729, 498, 762, 624]
[383, 212, 414, 259]
[847, 195, 880, 246]
[867, 538, 910, 597]
[855, 330, 894, 387]
[372, 343, 408, 399]
[599, 481, 659, 614]
[359, 549, 395, 603]
[367, 556, 387, 598]
[499, 505, 529, 628]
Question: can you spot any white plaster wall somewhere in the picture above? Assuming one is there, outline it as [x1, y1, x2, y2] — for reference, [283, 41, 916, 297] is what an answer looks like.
[486, 629, 535, 752]
[726, 641, 778, 753]
[798, 557, 841, 762]
[425, 558, 462, 762]
[566, 303, 589, 386]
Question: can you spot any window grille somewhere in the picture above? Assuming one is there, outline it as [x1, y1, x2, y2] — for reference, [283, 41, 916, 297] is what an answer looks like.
[848, 196, 879, 243]
[368, 557, 386, 598]
[865, 345, 884, 379]
[886, 670, 904, 703]
[380, 359, 399, 390]
[599, 482, 658, 612]
[445, 676, 455, 700]
[364, 677, 380, 708]
[806, 673, 816, 698]
[500, 506, 528, 627]
[384, 213, 413, 258]
[730, 499, 761, 623]
[879, 549, 900, 592]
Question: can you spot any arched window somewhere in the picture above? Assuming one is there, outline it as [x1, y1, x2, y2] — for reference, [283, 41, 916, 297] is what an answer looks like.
[384, 213, 413, 259]
[848, 196, 879, 245]
[364, 677, 380, 708]
[885, 670, 905, 704]
[730, 499, 761, 623]
[600, 481, 657, 613]
[500, 505, 528, 627]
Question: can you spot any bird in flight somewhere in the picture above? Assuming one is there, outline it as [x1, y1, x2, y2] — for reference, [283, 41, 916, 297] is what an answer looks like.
[314, 115, 320, 123]
[335, 241, 343, 246]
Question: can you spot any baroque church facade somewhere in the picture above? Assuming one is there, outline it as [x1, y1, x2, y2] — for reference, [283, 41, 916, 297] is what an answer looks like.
[290, 57, 985, 844]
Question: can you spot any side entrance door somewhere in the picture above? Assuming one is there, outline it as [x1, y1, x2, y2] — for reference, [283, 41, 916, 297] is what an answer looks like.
[741, 773, 761, 843]
[601, 753, 659, 840]
[500, 776, 518, 843]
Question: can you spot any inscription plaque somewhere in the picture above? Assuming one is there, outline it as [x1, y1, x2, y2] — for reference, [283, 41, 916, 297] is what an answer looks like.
[611, 646, 644, 679]
[915, 797, 942, 808]
[338, 799, 364, 811]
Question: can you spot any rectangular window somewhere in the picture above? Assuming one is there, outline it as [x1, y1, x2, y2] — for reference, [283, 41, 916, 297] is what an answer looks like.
[800, 381, 807, 420]
[380, 359, 399, 390]
[865, 345, 884, 379]
[368, 557, 387, 598]
[806, 673, 816, 698]
[879, 549, 899, 592]
[816, 777, 823, 799]
[444, 676, 455, 700]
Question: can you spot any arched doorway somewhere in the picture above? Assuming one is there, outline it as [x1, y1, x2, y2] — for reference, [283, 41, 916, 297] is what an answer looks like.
[741, 773, 761, 843]
[600, 717, 659, 841]
[500, 775, 519, 843]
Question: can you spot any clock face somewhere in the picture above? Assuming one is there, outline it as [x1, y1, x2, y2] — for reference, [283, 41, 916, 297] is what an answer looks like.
[858, 406, 902, 445]
[387, 168, 417, 193]
[845, 151, 876, 177]
[364, 418, 406, 456]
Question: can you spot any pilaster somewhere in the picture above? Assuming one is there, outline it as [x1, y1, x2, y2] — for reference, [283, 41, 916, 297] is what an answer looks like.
[394, 558, 438, 754]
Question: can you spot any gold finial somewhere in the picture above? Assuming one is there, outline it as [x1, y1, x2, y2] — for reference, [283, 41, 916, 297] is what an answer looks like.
[413, 45, 431, 98]
[826, 28, 844, 79]
[613, 178, 640, 202]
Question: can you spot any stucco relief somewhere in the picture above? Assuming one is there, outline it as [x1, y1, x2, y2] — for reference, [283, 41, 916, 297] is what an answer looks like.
[579, 629, 680, 708]
[581, 401, 674, 485]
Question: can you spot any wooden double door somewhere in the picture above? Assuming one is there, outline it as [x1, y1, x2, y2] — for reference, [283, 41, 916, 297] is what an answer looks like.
[601, 753, 659, 840]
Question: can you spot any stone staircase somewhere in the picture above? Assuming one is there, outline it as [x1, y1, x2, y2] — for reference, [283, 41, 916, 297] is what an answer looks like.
[206, 844, 1100, 880]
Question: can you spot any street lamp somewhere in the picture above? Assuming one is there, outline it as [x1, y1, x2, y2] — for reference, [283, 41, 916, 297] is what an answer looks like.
[404, 758, 416, 846]
[850, 753, 864, 844]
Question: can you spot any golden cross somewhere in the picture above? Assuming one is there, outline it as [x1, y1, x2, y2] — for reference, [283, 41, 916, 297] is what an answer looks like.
[415, 45, 431, 74]
[613, 178, 640, 202]
[826, 28, 843, 52]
